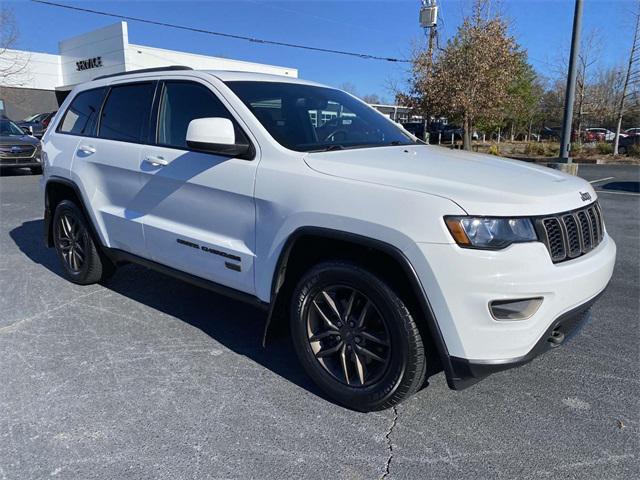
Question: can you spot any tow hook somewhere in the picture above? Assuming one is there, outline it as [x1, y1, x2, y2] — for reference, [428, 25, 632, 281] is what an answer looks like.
[548, 330, 565, 347]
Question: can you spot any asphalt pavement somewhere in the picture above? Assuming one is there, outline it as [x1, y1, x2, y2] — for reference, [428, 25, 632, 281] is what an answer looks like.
[0, 164, 638, 479]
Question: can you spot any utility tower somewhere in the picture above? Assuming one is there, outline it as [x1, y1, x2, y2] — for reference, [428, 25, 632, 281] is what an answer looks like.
[613, 7, 640, 155]
[419, 0, 439, 69]
[419, 0, 438, 136]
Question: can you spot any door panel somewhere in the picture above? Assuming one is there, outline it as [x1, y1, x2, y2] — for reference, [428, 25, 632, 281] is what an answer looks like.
[139, 80, 258, 294]
[138, 148, 257, 293]
[72, 82, 156, 256]
[74, 138, 146, 255]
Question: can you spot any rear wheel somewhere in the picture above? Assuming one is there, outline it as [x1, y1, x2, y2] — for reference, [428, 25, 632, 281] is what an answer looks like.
[290, 261, 427, 411]
[53, 200, 114, 284]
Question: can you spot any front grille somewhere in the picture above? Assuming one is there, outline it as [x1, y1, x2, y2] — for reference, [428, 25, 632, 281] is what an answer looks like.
[0, 144, 36, 159]
[537, 202, 605, 264]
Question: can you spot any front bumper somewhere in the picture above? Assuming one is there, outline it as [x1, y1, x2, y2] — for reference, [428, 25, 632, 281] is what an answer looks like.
[409, 231, 615, 388]
[447, 289, 604, 389]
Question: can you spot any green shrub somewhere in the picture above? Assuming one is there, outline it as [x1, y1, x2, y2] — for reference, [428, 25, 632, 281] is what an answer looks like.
[488, 144, 500, 156]
[523, 142, 546, 156]
[596, 142, 613, 154]
[546, 144, 560, 156]
[570, 142, 583, 155]
[628, 144, 640, 157]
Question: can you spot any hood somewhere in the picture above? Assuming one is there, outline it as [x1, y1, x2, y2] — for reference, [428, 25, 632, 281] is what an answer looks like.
[0, 134, 40, 146]
[304, 145, 596, 216]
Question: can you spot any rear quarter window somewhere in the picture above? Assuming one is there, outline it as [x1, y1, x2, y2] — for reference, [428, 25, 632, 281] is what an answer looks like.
[58, 87, 106, 136]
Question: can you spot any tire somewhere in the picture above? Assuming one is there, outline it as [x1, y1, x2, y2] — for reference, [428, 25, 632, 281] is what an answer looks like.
[30, 166, 42, 175]
[52, 200, 114, 284]
[290, 261, 427, 411]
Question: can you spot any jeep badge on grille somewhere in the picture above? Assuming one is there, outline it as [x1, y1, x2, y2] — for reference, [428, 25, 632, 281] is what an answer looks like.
[580, 191, 592, 202]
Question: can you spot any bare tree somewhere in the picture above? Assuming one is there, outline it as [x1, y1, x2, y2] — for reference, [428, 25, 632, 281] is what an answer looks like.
[0, 5, 29, 85]
[574, 30, 603, 142]
[614, 8, 640, 155]
[361, 93, 381, 104]
[338, 82, 358, 97]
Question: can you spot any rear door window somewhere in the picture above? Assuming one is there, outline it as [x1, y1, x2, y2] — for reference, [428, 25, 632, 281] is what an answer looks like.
[98, 83, 156, 143]
[58, 87, 106, 136]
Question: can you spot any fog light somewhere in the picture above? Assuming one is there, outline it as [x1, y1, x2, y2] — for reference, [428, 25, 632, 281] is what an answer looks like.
[490, 297, 543, 321]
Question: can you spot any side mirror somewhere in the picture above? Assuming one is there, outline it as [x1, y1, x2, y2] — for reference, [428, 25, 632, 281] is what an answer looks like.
[23, 126, 34, 135]
[186, 117, 250, 158]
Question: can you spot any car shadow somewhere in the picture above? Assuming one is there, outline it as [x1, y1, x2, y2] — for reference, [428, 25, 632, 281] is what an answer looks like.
[10, 219, 440, 405]
[600, 181, 640, 193]
[9, 219, 329, 400]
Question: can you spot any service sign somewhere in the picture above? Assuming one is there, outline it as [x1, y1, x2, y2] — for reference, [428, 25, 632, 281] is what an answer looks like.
[75, 56, 103, 72]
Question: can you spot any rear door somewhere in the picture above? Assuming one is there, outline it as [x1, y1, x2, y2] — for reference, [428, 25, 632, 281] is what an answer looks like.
[138, 79, 259, 294]
[70, 81, 156, 256]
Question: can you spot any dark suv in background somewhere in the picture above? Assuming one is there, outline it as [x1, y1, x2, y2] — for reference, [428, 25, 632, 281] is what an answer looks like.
[0, 118, 42, 174]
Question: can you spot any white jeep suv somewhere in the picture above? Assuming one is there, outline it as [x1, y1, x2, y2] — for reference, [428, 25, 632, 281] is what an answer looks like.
[41, 67, 616, 411]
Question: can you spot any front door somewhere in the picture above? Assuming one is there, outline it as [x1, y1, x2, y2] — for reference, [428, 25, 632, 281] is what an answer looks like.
[137, 80, 258, 294]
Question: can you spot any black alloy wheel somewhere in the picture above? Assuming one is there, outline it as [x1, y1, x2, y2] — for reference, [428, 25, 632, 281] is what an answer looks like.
[52, 200, 113, 284]
[291, 261, 427, 411]
[305, 285, 391, 387]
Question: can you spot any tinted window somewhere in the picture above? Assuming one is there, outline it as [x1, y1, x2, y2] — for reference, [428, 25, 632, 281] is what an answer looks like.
[157, 81, 245, 149]
[99, 83, 155, 143]
[59, 88, 106, 136]
[226, 81, 416, 152]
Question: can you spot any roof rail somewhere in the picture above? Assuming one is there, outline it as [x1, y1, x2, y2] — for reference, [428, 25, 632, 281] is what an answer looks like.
[93, 66, 193, 81]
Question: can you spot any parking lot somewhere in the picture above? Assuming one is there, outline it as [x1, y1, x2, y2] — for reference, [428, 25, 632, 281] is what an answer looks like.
[0, 164, 638, 479]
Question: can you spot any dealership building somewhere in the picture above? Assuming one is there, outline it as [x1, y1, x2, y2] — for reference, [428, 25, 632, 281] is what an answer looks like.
[0, 22, 298, 121]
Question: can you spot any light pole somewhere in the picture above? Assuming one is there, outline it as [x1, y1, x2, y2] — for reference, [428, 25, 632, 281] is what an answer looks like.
[559, 0, 583, 163]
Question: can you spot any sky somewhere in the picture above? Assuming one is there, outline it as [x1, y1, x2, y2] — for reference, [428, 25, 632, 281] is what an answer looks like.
[5, 0, 639, 101]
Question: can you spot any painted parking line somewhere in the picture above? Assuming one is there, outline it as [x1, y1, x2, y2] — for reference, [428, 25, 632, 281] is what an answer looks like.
[589, 177, 615, 184]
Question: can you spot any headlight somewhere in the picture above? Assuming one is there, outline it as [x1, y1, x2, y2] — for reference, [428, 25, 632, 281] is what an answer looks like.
[445, 216, 538, 249]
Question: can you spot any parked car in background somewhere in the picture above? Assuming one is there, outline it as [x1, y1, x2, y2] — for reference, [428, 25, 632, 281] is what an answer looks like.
[539, 126, 561, 141]
[624, 127, 640, 136]
[0, 118, 42, 174]
[428, 123, 478, 143]
[617, 133, 640, 154]
[584, 128, 626, 143]
[401, 122, 427, 141]
[16, 111, 57, 138]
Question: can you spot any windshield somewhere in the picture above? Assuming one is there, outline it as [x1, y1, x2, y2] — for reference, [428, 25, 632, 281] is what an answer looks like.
[0, 120, 26, 136]
[226, 81, 417, 152]
[22, 113, 44, 122]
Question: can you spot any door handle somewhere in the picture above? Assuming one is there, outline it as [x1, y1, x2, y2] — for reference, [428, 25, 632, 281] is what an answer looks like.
[143, 155, 169, 167]
[78, 145, 96, 155]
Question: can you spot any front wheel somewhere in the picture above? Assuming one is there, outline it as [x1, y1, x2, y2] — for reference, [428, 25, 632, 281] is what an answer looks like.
[290, 261, 427, 411]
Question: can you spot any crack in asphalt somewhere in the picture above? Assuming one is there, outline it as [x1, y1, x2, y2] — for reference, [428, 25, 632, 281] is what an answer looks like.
[380, 406, 398, 480]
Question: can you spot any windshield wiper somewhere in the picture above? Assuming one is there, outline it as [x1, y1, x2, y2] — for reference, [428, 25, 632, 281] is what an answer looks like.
[310, 144, 345, 152]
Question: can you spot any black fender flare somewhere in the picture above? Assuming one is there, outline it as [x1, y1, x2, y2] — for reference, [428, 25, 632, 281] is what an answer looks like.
[262, 226, 460, 389]
[43, 176, 108, 254]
